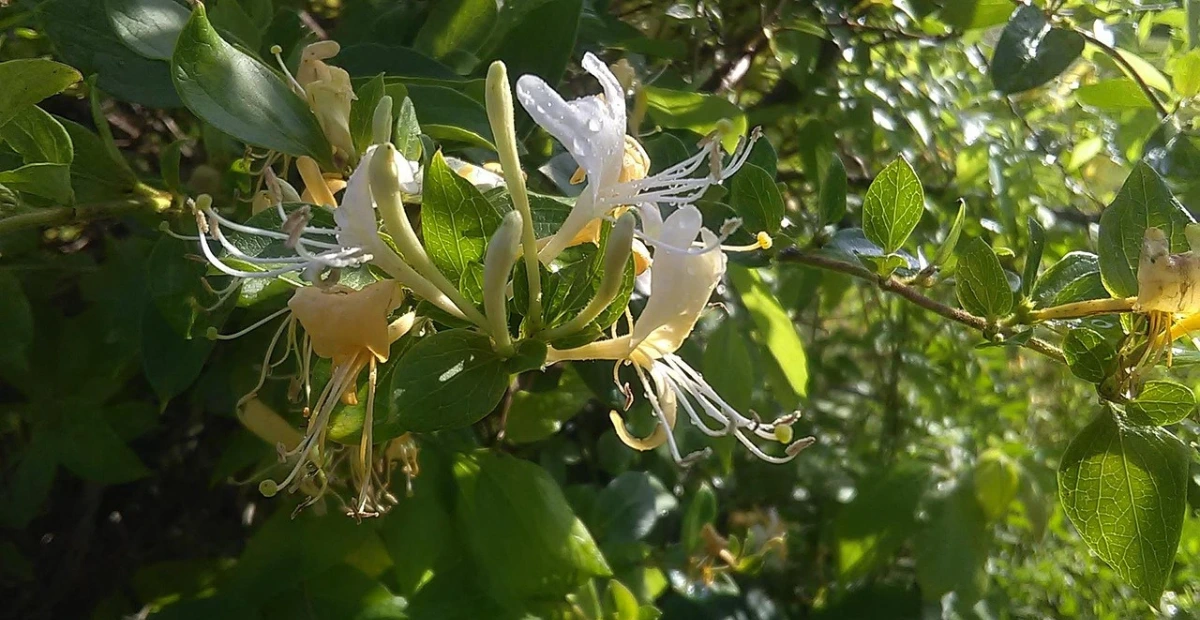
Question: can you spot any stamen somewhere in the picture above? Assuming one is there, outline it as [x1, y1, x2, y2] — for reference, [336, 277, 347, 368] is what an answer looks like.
[271, 45, 305, 95]
[208, 306, 291, 340]
[722, 231, 773, 252]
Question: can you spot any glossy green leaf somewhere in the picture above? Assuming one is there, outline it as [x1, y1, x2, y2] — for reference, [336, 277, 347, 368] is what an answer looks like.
[1062, 327, 1117, 384]
[1022, 217, 1045, 298]
[393, 96, 423, 161]
[729, 163, 785, 234]
[1174, 49, 1200, 97]
[413, 0, 497, 61]
[337, 44, 460, 80]
[0, 164, 72, 203]
[990, 5, 1084, 94]
[931, 199, 966, 269]
[421, 151, 504, 295]
[455, 451, 610, 603]
[209, 0, 261, 51]
[40, 0, 180, 107]
[491, 0, 582, 89]
[681, 483, 717, 554]
[105, 0, 190, 61]
[592, 471, 677, 545]
[643, 86, 747, 152]
[1127, 380, 1196, 426]
[1098, 163, 1193, 298]
[1059, 411, 1189, 602]
[728, 264, 808, 398]
[141, 301, 217, 405]
[59, 118, 139, 201]
[942, 0, 1013, 31]
[0, 106, 73, 165]
[955, 237, 1013, 319]
[349, 73, 385, 156]
[1077, 79, 1156, 110]
[404, 84, 495, 150]
[819, 154, 847, 226]
[837, 462, 928, 580]
[505, 367, 593, 444]
[386, 329, 509, 432]
[0, 59, 81, 131]
[171, 5, 331, 163]
[1032, 251, 1108, 306]
[862, 157, 923, 254]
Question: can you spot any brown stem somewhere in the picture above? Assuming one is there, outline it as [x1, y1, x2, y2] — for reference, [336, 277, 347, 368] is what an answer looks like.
[776, 249, 1066, 363]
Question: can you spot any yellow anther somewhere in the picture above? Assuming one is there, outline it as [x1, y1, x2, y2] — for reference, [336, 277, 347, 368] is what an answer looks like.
[269, 45, 282, 55]
[756, 231, 773, 250]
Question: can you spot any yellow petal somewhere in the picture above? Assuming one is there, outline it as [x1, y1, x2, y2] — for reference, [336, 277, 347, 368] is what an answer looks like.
[288, 280, 403, 362]
[607, 370, 676, 450]
[297, 156, 337, 208]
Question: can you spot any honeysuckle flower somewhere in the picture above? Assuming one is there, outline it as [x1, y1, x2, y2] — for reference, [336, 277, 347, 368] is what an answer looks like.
[516, 52, 762, 263]
[1136, 226, 1200, 314]
[253, 280, 415, 517]
[545, 206, 812, 464]
[275, 41, 357, 162]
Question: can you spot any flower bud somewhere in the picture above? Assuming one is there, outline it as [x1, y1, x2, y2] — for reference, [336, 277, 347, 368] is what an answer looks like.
[372, 95, 393, 147]
[484, 210, 524, 353]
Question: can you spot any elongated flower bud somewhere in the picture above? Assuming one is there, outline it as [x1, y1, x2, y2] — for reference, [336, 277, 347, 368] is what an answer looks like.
[543, 212, 635, 340]
[484, 210, 524, 354]
[368, 144, 427, 265]
[372, 95, 393, 147]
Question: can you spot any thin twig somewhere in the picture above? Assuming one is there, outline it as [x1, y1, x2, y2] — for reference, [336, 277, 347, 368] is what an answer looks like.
[1074, 28, 1171, 119]
[776, 249, 1066, 363]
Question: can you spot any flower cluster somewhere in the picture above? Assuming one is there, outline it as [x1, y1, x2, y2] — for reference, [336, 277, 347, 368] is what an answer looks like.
[174, 47, 810, 516]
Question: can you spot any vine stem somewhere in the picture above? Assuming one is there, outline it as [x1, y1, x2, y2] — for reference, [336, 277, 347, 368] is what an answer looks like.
[1027, 297, 1137, 322]
[0, 191, 169, 236]
[776, 249, 1066, 363]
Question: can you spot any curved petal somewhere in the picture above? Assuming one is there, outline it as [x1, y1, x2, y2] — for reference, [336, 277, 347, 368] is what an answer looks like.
[632, 207, 726, 357]
[608, 369, 676, 451]
[335, 146, 381, 249]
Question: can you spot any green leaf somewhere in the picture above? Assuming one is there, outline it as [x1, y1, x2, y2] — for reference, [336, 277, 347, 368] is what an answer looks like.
[729, 163, 784, 234]
[141, 301, 217, 405]
[105, 0, 190, 61]
[413, 0, 498, 61]
[377, 461, 456, 596]
[728, 264, 808, 398]
[703, 319, 754, 413]
[955, 237, 1013, 319]
[454, 451, 611, 603]
[0, 106, 73, 165]
[505, 367, 593, 444]
[592, 471, 677, 545]
[385, 329, 509, 433]
[0, 429, 57, 529]
[819, 154, 847, 227]
[973, 449, 1020, 521]
[0, 59, 81, 131]
[337, 44, 461, 80]
[1059, 410, 1189, 602]
[59, 118, 139, 201]
[422, 151, 504, 297]
[403, 84, 495, 150]
[1098, 163, 1194, 298]
[836, 462, 928, 580]
[349, 73, 385, 156]
[56, 411, 149, 484]
[209, 0, 262, 51]
[1062, 327, 1117, 384]
[491, 0, 582, 90]
[0, 163, 73, 203]
[171, 5, 331, 163]
[990, 5, 1085, 94]
[1032, 251, 1108, 306]
[1077, 79, 1155, 110]
[1022, 217, 1045, 299]
[40, 0, 180, 107]
[931, 199, 966, 269]
[942, 0, 1013, 31]
[643, 86, 748, 153]
[681, 483, 717, 554]
[861, 157, 924, 254]
[1127, 380, 1196, 426]
[393, 96, 423, 160]
[915, 482, 990, 602]
[1174, 49, 1200, 98]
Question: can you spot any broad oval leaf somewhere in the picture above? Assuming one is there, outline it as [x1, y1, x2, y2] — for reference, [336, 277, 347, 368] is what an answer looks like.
[1078, 79, 1155, 110]
[1062, 327, 1117, 384]
[955, 237, 1013, 319]
[592, 471, 677, 545]
[728, 264, 808, 399]
[1021, 216, 1045, 299]
[0, 106, 74, 165]
[422, 151, 504, 299]
[990, 5, 1085, 94]
[0, 59, 81, 131]
[1033, 251, 1108, 306]
[404, 84, 495, 150]
[386, 329, 509, 433]
[729, 163, 784, 235]
[1098, 163, 1194, 298]
[106, 0, 190, 61]
[454, 451, 611, 603]
[1059, 410, 1188, 602]
[171, 5, 331, 163]
[643, 86, 748, 153]
[1127, 380, 1196, 426]
[862, 157, 923, 254]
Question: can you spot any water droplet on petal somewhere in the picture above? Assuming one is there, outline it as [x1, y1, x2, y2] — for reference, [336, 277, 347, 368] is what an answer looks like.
[587, 119, 601, 132]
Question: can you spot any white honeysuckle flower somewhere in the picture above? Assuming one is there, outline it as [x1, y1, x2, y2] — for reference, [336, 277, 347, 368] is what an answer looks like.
[516, 52, 762, 263]
[545, 206, 811, 464]
[274, 41, 357, 162]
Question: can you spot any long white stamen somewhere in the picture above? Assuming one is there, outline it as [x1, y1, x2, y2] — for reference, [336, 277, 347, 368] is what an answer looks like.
[212, 306, 292, 340]
[633, 363, 685, 464]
